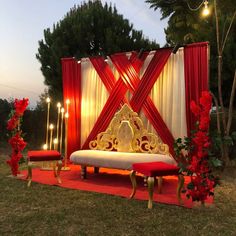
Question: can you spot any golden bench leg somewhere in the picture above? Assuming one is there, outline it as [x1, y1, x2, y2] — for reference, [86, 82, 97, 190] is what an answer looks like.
[56, 160, 62, 184]
[27, 162, 32, 187]
[129, 170, 137, 199]
[157, 176, 163, 194]
[147, 177, 155, 209]
[177, 174, 184, 205]
[53, 164, 57, 177]
[81, 165, 87, 179]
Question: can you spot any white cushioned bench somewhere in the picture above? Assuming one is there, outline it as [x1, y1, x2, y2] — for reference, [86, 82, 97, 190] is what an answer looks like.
[70, 150, 176, 170]
[70, 104, 176, 179]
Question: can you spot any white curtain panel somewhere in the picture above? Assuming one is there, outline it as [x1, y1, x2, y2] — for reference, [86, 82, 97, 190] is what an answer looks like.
[80, 49, 187, 146]
[141, 48, 187, 139]
[80, 58, 109, 146]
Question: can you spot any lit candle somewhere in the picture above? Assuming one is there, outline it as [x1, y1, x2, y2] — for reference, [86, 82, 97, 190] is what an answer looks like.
[53, 138, 58, 150]
[49, 124, 54, 150]
[59, 108, 65, 153]
[56, 102, 61, 146]
[45, 97, 51, 149]
[64, 112, 69, 166]
[66, 99, 70, 114]
[43, 144, 47, 150]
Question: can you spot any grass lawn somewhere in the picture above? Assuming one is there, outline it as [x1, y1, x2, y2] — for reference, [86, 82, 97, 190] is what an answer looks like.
[0, 145, 236, 236]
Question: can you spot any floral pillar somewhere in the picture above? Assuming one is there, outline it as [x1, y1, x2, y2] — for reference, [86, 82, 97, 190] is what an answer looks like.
[6, 98, 29, 176]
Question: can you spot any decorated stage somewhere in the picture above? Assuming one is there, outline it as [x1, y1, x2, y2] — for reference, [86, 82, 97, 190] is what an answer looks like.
[20, 165, 213, 208]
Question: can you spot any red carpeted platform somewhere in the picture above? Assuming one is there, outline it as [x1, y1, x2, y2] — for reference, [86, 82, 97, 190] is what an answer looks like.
[20, 165, 213, 208]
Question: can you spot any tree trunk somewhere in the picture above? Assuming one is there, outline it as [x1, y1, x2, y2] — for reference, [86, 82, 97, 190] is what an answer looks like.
[226, 70, 236, 136]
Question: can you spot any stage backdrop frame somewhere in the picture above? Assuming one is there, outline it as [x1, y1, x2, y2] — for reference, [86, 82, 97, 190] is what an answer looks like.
[62, 42, 209, 160]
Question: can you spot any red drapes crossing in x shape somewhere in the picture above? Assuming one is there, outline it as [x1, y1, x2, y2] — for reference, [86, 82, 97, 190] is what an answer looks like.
[82, 52, 147, 149]
[110, 50, 175, 157]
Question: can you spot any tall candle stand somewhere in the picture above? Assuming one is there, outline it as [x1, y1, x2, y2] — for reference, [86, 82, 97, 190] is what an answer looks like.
[49, 124, 54, 150]
[61, 98, 70, 170]
[41, 123, 55, 170]
[61, 112, 70, 170]
[41, 97, 52, 170]
[45, 97, 51, 150]
[55, 102, 61, 150]
[53, 138, 58, 150]
[59, 108, 65, 154]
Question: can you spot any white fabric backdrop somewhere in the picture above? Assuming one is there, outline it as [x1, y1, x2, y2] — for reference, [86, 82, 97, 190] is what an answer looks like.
[80, 49, 187, 146]
[81, 58, 109, 145]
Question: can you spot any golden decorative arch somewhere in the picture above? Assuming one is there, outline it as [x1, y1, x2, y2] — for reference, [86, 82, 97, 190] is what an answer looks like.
[89, 104, 169, 155]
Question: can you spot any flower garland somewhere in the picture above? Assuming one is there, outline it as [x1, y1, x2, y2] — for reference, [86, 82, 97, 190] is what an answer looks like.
[187, 91, 217, 203]
[174, 91, 220, 204]
[6, 98, 29, 176]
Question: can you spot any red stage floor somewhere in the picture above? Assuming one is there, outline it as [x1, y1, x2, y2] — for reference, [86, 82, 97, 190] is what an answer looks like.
[20, 165, 213, 208]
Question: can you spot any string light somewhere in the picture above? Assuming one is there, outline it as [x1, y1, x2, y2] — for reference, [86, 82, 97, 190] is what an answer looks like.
[187, 0, 210, 17]
[202, 0, 210, 16]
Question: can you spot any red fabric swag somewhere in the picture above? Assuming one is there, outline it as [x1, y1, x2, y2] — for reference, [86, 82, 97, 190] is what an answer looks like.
[111, 50, 176, 157]
[184, 42, 209, 136]
[62, 58, 81, 158]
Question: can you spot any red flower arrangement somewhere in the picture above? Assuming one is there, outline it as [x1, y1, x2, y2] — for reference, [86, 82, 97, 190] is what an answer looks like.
[187, 91, 217, 203]
[6, 98, 29, 176]
[174, 91, 220, 204]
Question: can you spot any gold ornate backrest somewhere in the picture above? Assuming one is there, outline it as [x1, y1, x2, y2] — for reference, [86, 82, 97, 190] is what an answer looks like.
[89, 104, 169, 154]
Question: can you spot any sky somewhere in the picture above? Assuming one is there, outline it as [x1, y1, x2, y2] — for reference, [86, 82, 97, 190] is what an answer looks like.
[0, 0, 168, 108]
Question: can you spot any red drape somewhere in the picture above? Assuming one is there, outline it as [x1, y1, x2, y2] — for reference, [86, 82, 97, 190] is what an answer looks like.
[62, 58, 81, 158]
[184, 42, 209, 136]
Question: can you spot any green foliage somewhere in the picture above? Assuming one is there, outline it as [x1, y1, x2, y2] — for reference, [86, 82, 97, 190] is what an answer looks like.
[210, 131, 236, 160]
[146, 0, 236, 106]
[0, 98, 46, 149]
[0, 99, 13, 141]
[36, 0, 159, 101]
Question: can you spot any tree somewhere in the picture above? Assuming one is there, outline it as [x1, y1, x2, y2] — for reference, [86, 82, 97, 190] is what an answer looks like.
[146, 0, 236, 106]
[36, 0, 159, 102]
[146, 0, 236, 164]
[0, 99, 12, 142]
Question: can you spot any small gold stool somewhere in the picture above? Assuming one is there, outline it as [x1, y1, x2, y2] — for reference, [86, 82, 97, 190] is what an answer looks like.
[129, 162, 184, 209]
[27, 150, 62, 187]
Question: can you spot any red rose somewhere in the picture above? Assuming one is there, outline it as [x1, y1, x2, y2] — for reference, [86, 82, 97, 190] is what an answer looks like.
[199, 115, 210, 130]
[7, 114, 19, 130]
[200, 91, 212, 111]
[190, 101, 201, 116]
[14, 98, 29, 116]
[8, 132, 27, 152]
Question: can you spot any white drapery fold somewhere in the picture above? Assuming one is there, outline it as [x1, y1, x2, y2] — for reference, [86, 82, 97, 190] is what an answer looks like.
[80, 58, 109, 146]
[143, 48, 187, 139]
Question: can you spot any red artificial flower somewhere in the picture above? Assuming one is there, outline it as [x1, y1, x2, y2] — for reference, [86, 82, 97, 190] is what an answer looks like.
[199, 115, 210, 131]
[186, 91, 215, 203]
[190, 101, 201, 116]
[8, 132, 27, 152]
[6, 97, 28, 176]
[7, 114, 19, 130]
[200, 91, 212, 111]
[188, 155, 199, 172]
[197, 149, 206, 159]
[14, 98, 29, 116]
[7, 152, 22, 176]
[193, 131, 209, 146]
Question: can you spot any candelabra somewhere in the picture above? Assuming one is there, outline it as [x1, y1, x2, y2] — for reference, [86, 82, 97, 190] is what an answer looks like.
[41, 98, 71, 171]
